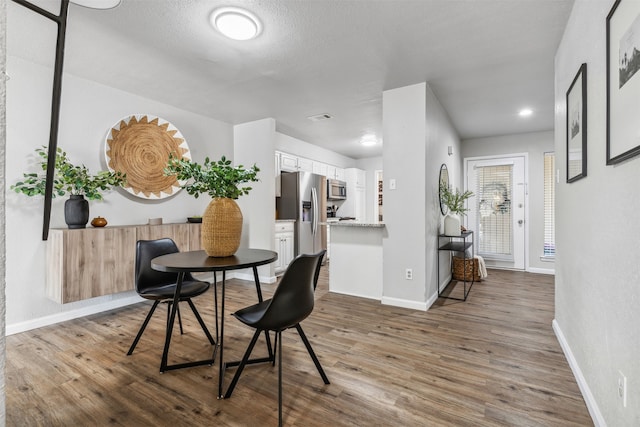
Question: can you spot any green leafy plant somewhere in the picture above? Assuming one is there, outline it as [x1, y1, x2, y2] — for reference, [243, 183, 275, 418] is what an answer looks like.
[11, 146, 126, 200]
[440, 182, 474, 216]
[165, 154, 260, 199]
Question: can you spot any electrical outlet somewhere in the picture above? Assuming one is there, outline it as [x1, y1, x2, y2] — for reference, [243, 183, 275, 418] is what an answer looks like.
[405, 268, 413, 280]
[618, 371, 627, 408]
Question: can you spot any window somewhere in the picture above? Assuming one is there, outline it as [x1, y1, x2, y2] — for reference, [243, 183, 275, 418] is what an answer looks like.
[543, 152, 555, 258]
[476, 164, 513, 259]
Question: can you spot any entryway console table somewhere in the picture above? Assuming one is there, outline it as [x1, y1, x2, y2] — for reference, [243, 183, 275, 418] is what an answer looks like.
[437, 230, 475, 301]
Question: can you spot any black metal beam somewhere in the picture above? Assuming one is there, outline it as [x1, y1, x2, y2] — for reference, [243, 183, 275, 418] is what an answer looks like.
[11, 0, 70, 240]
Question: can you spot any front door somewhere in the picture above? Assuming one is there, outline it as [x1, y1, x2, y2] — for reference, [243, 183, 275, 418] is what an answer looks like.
[465, 155, 527, 270]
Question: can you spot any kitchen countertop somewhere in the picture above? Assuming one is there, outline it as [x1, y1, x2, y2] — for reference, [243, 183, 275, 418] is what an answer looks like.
[327, 221, 385, 228]
[275, 219, 296, 222]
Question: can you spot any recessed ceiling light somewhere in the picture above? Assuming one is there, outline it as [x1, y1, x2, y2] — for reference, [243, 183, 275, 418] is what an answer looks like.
[519, 108, 533, 117]
[211, 7, 262, 41]
[360, 134, 378, 146]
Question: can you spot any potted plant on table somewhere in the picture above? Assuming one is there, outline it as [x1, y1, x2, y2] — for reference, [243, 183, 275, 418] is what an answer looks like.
[439, 182, 474, 236]
[165, 154, 259, 257]
[11, 146, 126, 229]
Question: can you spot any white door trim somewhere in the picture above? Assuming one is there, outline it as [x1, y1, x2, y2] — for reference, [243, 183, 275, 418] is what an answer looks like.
[464, 153, 529, 271]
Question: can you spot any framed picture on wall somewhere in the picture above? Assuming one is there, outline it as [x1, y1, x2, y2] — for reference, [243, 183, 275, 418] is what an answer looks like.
[606, 0, 640, 165]
[566, 63, 587, 182]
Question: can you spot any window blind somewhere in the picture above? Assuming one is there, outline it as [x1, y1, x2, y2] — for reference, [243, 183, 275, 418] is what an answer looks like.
[543, 153, 555, 257]
[476, 164, 513, 258]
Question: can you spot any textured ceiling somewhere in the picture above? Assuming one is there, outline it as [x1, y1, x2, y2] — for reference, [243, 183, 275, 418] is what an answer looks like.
[8, 0, 574, 159]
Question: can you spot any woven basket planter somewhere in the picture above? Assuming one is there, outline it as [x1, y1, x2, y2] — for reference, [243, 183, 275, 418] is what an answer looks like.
[202, 198, 243, 257]
[452, 256, 481, 281]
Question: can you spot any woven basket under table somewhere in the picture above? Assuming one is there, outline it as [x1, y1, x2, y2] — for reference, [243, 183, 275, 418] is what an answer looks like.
[452, 256, 482, 281]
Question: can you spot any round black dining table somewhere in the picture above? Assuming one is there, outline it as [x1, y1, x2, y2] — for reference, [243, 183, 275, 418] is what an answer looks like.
[152, 248, 278, 397]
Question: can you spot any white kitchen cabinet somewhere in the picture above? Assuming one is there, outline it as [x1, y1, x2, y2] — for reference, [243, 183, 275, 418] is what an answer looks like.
[274, 221, 294, 274]
[335, 167, 346, 181]
[313, 161, 328, 177]
[297, 157, 314, 172]
[279, 152, 298, 172]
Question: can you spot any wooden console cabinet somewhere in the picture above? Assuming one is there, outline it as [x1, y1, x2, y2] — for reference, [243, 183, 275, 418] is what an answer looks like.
[46, 223, 202, 304]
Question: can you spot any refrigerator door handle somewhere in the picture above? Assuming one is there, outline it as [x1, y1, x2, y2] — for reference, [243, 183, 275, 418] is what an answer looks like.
[311, 187, 317, 236]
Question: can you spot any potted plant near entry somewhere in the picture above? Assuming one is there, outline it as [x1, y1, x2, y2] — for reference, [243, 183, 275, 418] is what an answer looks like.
[11, 146, 126, 229]
[439, 182, 474, 236]
[165, 154, 259, 257]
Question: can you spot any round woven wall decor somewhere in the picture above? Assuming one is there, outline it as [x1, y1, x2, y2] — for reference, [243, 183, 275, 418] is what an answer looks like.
[105, 115, 191, 199]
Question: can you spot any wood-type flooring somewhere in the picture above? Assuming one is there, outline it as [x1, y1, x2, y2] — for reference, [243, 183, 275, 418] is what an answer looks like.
[6, 267, 593, 426]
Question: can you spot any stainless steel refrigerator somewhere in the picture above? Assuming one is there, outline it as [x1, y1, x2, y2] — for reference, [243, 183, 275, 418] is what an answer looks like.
[278, 171, 327, 257]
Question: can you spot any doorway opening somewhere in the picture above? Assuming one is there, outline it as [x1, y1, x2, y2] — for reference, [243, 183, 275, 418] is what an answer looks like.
[465, 154, 528, 270]
[374, 170, 383, 221]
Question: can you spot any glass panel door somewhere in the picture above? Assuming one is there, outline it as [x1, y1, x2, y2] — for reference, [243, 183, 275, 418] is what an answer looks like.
[466, 156, 526, 270]
[476, 164, 513, 260]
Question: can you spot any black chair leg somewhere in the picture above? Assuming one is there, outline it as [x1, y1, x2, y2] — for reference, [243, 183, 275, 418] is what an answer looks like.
[127, 300, 160, 355]
[278, 330, 283, 427]
[165, 302, 184, 335]
[186, 298, 215, 345]
[272, 331, 278, 366]
[274, 331, 282, 427]
[177, 303, 184, 335]
[224, 329, 262, 398]
[295, 324, 330, 384]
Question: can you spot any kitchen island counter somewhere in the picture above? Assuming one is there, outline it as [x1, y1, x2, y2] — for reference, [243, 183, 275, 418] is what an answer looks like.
[329, 222, 386, 300]
[328, 221, 385, 228]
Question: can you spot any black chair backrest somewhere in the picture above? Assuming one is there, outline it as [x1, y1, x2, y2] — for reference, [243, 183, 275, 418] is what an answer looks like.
[259, 251, 325, 331]
[135, 238, 193, 293]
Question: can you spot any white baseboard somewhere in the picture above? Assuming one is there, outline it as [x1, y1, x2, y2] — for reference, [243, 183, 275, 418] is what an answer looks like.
[425, 291, 439, 310]
[552, 319, 605, 427]
[329, 289, 381, 301]
[527, 267, 555, 275]
[381, 296, 428, 311]
[233, 271, 277, 284]
[6, 272, 276, 336]
[6, 295, 144, 336]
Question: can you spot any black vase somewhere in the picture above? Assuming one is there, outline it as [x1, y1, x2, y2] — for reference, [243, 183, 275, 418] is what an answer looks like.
[65, 195, 90, 229]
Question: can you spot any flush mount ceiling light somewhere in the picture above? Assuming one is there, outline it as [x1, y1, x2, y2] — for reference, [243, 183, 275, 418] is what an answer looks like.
[518, 108, 533, 117]
[70, 0, 122, 9]
[211, 7, 262, 41]
[360, 134, 378, 146]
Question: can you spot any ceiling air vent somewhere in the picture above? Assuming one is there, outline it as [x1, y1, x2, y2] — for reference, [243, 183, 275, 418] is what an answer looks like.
[307, 113, 333, 122]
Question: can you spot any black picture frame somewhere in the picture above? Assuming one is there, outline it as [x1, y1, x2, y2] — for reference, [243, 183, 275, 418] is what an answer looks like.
[566, 63, 587, 183]
[606, 0, 640, 165]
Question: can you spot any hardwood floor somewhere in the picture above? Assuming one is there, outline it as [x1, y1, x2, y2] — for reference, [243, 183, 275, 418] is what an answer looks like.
[6, 267, 593, 426]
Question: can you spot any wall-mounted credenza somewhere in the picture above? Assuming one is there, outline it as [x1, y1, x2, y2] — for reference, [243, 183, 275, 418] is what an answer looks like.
[47, 223, 202, 304]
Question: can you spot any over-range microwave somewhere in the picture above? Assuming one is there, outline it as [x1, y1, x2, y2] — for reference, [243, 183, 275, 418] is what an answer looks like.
[327, 179, 347, 200]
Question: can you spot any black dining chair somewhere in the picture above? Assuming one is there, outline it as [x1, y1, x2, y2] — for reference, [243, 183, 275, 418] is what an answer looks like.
[127, 238, 215, 357]
[224, 250, 329, 426]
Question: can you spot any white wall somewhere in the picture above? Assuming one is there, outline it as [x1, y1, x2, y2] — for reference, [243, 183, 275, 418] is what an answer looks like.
[6, 55, 233, 332]
[275, 132, 355, 168]
[1, 0, 8, 420]
[381, 82, 461, 310]
[382, 83, 427, 308]
[462, 131, 554, 272]
[554, 1, 640, 425]
[235, 118, 277, 279]
[425, 85, 463, 300]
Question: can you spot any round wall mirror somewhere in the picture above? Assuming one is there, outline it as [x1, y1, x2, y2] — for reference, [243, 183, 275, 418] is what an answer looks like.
[439, 164, 449, 215]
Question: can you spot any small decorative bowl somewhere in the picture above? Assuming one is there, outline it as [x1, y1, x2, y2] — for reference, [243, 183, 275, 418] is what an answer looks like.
[91, 216, 108, 227]
[187, 217, 202, 223]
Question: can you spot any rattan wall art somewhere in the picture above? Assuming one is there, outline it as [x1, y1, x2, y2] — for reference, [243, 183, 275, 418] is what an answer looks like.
[105, 115, 191, 199]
